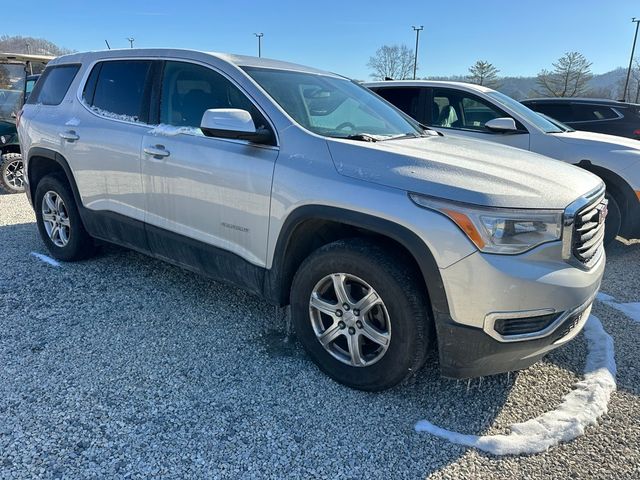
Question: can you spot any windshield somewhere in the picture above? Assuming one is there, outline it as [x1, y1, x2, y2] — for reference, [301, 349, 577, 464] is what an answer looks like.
[242, 67, 423, 140]
[487, 91, 564, 134]
[536, 112, 575, 132]
[0, 63, 26, 123]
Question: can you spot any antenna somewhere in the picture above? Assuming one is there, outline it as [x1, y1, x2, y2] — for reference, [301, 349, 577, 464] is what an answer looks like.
[105, 40, 111, 50]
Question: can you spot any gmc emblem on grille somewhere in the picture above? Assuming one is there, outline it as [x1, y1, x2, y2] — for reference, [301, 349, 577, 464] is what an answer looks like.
[597, 202, 608, 225]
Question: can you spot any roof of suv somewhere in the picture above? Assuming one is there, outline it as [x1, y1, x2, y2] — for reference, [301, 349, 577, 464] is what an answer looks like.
[522, 97, 638, 107]
[365, 80, 494, 93]
[49, 48, 341, 77]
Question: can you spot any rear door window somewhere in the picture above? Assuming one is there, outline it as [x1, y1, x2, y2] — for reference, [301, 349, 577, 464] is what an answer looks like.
[27, 64, 80, 106]
[372, 87, 424, 123]
[529, 103, 573, 122]
[84, 60, 153, 123]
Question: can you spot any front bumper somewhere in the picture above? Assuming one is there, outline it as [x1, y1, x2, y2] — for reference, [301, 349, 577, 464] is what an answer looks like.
[435, 240, 605, 379]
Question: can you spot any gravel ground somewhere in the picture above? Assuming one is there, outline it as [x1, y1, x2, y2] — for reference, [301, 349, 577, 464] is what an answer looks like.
[0, 192, 638, 479]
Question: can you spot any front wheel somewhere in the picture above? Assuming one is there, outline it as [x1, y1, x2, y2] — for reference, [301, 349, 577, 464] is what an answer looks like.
[603, 192, 621, 246]
[290, 239, 432, 391]
[0, 153, 25, 193]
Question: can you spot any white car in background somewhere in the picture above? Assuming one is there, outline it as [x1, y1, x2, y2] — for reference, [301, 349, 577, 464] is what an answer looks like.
[366, 80, 640, 244]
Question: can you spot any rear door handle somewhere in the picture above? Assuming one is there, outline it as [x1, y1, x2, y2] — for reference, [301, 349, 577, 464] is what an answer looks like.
[143, 145, 170, 159]
[59, 130, 79, 142]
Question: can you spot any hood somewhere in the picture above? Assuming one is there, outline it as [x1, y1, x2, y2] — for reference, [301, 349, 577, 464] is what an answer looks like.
[553, 130, 640, 150]
[327, 134, 602, 209]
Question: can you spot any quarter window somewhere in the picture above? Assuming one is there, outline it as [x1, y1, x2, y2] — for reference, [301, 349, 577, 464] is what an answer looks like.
[84, 60, 153, 123]
[571, 104, 619, 121]
[28, 64, 80, 106]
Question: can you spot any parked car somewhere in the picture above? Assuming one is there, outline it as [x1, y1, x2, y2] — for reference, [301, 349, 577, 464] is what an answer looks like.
[19, 49, 605, 390]
[366, 81, 640, 244]
[0, 53, 52, 193]
[522, 97, 640, 140]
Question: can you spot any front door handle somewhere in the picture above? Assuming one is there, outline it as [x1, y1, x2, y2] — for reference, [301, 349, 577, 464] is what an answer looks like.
[144, 145, 170, 159]
[59, 130, 79, 142]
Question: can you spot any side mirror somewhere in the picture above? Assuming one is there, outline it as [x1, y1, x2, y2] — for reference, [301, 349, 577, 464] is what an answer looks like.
[200, 108, 272, 144]
[485, 117, 519, 133]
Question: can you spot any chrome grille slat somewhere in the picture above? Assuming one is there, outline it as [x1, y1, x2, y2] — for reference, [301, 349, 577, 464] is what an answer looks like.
[571, 192, 606, 266]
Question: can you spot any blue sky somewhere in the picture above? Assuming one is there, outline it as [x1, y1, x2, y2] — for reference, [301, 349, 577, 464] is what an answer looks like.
[4, 0, 638, 79]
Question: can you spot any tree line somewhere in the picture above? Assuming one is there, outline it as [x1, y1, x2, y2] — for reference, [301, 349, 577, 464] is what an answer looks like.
[368, 44, 640, 101]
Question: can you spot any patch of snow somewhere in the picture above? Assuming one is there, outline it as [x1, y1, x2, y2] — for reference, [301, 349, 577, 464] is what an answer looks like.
[147, 124, 204, 137]
[415, 315, 616, 456]
[597, 292, 640, 323]
[65, 117, 81, 126]
[88, 104, 141, 123]
[30, 252, 61, 267]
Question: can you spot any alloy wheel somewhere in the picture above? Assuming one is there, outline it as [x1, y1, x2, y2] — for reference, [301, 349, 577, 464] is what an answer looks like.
[41, 190, 71, 247]
[309, 273, 391, 367]
[2, 158, 24, 190]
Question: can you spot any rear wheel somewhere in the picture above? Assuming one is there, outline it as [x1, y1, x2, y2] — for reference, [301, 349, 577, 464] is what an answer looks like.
[0, 153, 25, 193]
[290, 239, 432, 391]
[34, 174, 96, 261]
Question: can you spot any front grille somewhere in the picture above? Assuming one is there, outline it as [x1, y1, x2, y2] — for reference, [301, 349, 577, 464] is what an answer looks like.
[572, 198, 607, 265]
[494, 312, 561, 336]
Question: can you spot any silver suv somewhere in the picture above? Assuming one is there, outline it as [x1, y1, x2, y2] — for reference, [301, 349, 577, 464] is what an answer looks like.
[19, 49, 606, 391]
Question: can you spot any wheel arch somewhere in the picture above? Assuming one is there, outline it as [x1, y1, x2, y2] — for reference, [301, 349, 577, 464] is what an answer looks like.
[27, 148, 85, 221]
[576, 160, 640, 236]
[264, 205, 449, 318]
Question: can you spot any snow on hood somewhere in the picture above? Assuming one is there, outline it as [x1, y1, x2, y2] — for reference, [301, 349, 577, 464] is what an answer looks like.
[327, 135, 603, 209]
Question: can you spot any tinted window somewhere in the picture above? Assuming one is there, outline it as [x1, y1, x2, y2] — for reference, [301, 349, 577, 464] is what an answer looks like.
[160, 61, 270, 134]
[431, 89, 505, 131]
[28, 64, 80, 106]
[374, 87, 423, 122]
[89, 60, 152, 122]
[571, 104, 619, 121]
[528, 103, 573, 122]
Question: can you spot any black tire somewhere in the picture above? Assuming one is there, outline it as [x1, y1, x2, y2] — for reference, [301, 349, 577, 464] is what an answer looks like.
[603, 192, 621, 246]
[0, 153, 25, 194]
[34, 173, 96, 261]
[290, 238, 432, 391]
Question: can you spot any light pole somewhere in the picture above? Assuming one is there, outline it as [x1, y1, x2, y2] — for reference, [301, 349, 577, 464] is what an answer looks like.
[127, 37, 135, 49]
[412, 26, 423, 80]
[622, 18, 640, 102]
[254, 33, 264, 57]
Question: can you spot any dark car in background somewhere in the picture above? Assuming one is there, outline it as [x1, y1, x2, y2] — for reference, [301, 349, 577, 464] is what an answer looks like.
[522, 98, 640, 140]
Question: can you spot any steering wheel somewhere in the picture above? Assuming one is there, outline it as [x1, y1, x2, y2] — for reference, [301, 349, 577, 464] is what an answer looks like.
[336, 121, 356, 131]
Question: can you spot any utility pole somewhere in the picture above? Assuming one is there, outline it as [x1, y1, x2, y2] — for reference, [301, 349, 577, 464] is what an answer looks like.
[412, 26, 423, 80]
[127, 37, 135, 49]
[254, 33, 264, 57]
[622, 18, 640, 102]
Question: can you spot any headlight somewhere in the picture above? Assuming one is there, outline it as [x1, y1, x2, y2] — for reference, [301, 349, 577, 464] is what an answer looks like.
[409, 193, 563, 254]
[0, 135, 6, 144]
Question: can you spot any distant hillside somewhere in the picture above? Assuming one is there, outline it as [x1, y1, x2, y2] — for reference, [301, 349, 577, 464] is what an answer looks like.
[427, 68, 629, 101]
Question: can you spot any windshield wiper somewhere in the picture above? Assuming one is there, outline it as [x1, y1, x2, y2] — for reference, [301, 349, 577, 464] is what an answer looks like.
[341, 133, 379, 142]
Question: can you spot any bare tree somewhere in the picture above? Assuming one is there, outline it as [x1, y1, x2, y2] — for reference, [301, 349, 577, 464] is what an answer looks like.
[467, 60, 501, 88]
[536, 52, 593, 97]
[367, 45, 415, 80]
[616, 58, 640, 102]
